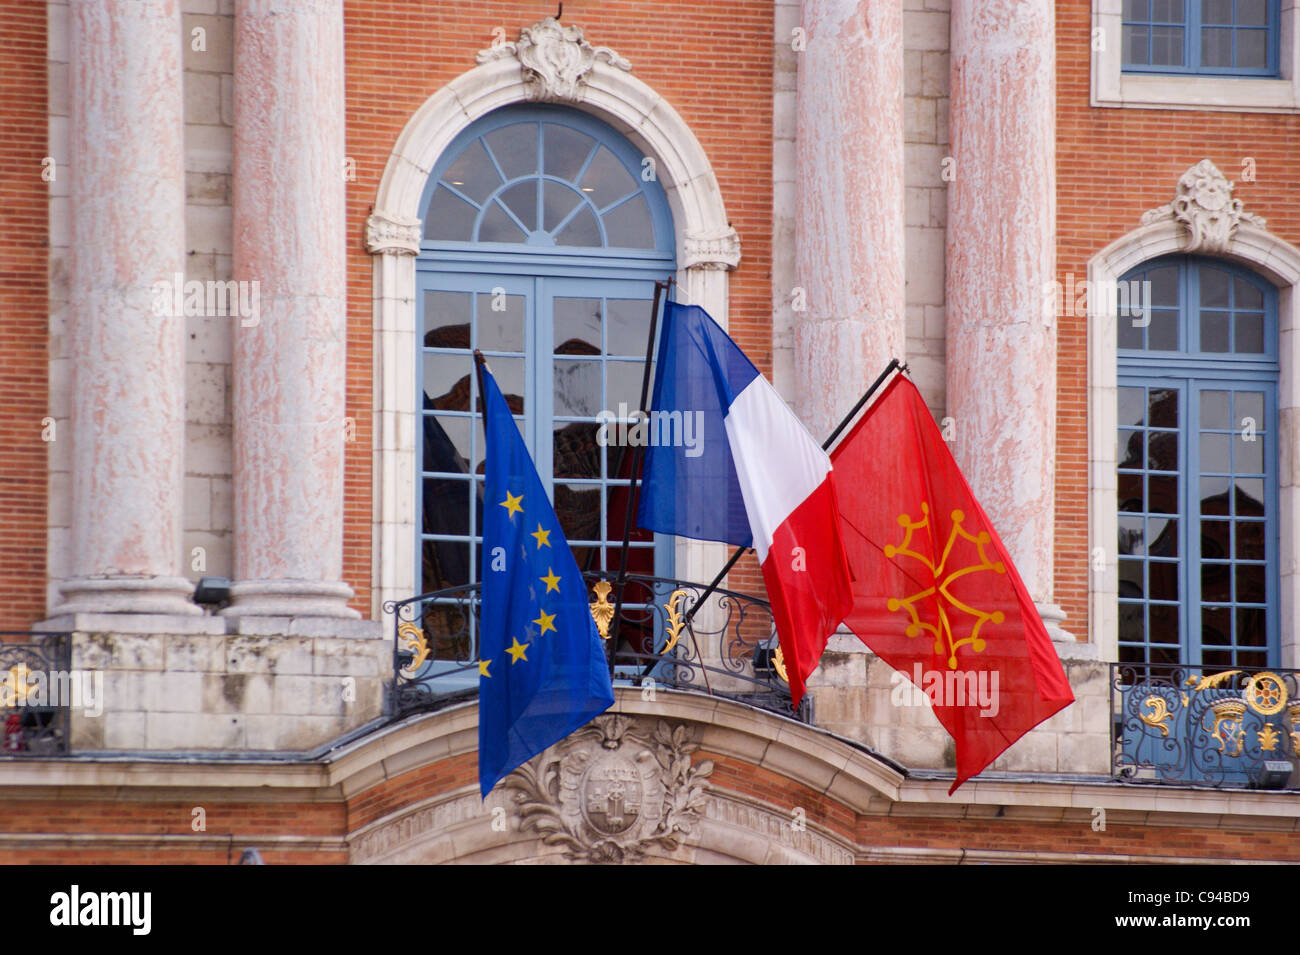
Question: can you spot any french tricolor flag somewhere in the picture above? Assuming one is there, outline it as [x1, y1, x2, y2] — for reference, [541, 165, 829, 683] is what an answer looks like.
[636, 303, 854, 706]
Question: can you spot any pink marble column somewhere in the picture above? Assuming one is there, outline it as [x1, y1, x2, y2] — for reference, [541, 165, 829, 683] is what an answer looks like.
[59, 0, 197, 616]
[794, 0, 906, 441]
[946, 0, 1067, 634]
[226, 0, 356, 618]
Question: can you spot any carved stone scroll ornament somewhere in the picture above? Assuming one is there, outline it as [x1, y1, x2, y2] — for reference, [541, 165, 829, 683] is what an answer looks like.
[1140, 159, 1266, 254]
[505, 714, 713, 864]
[476, 17, 631, 103]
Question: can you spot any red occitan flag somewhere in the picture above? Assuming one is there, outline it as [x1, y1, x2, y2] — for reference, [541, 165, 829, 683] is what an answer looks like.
[830, 373, 1074, 792]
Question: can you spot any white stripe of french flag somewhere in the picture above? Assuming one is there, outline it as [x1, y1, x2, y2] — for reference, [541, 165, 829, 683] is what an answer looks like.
[724, 375, 854, 706]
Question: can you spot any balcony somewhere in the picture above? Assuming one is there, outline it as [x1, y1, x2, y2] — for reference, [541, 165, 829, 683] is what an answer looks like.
[0, 631, 71, 756]
[1112, 661, 1300, 788]
[386, 573, 808, 723]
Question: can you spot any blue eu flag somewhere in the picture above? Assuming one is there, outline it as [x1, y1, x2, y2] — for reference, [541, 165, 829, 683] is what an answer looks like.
[477, 361, 615, 797]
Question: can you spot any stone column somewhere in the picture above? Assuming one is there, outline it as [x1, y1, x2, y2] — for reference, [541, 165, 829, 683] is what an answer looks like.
[58, 0, 197, 616]
[794, 0, 906, 441]
[945, 0, 1069, 636]
[227, 0, 356, 619]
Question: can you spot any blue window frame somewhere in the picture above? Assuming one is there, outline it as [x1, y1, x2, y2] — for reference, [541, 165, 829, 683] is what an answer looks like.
[1117, 255, 1279, 669]
[416, 105, 676, 601]
[1122, 0, 1279, 76]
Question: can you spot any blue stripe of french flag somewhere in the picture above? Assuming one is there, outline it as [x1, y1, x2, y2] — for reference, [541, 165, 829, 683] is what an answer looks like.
[637, 303, 854, 705]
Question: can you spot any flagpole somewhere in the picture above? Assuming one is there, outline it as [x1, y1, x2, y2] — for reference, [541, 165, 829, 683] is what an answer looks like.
[680, 356, 905, 629]
[606, 277, 673, 671]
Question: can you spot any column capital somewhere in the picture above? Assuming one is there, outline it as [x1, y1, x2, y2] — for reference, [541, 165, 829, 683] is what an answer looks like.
[365, 211, 422, 256]
[682, 228, 741, 271]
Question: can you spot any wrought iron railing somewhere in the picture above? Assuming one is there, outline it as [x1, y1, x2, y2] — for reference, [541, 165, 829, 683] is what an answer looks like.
[385, 574, 809, 723]
[1111, 661, 1300, 788]
[0, 631, 71, 756]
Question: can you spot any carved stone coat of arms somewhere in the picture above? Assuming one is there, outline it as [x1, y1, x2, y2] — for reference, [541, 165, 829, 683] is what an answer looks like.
[505, 714, 713, 864]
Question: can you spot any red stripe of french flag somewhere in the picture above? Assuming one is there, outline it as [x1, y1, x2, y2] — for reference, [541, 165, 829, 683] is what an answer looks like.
[724, 375, 855, 707]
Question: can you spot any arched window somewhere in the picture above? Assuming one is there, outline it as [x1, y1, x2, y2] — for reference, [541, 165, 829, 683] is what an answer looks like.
[416, 105, 676, 597]
[1116, 254, 1279, 668]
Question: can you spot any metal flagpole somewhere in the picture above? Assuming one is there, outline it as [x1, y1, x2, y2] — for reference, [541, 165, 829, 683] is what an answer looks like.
[605, 277, 673, 672]
[680, 356, 905, 628]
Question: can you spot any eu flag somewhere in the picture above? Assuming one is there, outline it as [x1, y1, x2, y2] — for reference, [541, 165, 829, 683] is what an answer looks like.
[477, 360, 615, 797]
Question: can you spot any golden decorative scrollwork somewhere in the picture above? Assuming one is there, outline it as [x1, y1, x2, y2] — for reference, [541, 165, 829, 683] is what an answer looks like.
[1287, 702, 1300, 755]
[1209, 698, 1246, 756]
[772, 645, 789, 684]
[398, 620, 430, 679]
[1244, 671, 1288, 716]
[662, 589, 688, 654]
[1190, 670, 1241, 691]
[1139, 695, 1173, 737]
[1258, 723, 1281, 752]
[589, 580, 614, 640]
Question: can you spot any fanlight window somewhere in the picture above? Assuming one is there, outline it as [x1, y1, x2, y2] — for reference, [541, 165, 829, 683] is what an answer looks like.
[423, 113, 665, 252]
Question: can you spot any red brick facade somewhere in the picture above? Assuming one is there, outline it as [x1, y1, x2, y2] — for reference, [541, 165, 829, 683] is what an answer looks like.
[0, 3, 48, 630]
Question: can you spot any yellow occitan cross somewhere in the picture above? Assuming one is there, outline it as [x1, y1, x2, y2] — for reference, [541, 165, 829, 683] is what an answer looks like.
[539, 568, 561, 593]
[530, 524, 551, 548]
[478, 658, 492, 678]
[500, 490, 524, 518]
[533, 609, 557, 637]
[507, 637, 530, 663]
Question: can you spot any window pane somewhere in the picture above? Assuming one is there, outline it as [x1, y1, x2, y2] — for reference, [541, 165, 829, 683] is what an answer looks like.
[441, 139, 502, 204]
[1233, 275, 1264, 310]
[554, 483, 604, 544]
[424, 290, 472, 348]
[1149, 431, 1178, 471]
[1148, 266, 1179, 306]
[579, 146, 637, 208]
[1235, 431, 1263, 473]
[1119, 558, 1144, 595]
[1148, 517, 1178, 556]
[1151, 0, 1184, 21]
[1150, 561, 1179, 600]
[1236, 392, 1264, 429]
[498, 180, 538, 233]
[1200, 476, 1230, 515]
[1199, 390, 1230, 429]
[554, 297, 601, 355]
[476, 291, 525, 352]
[1235, 520, 1265, 559]
[1202, 0, 1232, 24]
[1201, 563, 1230, 602]
[1118, 313, 1144, 349]
[1118, 429, 1143, 469]
[483, 123, 538, 181]
[1150, 26, 1184, 66]
[1234, 313, 1264, 353]
[542, 124, 595, 182]
[554, 359, 602, 417]
[607, 361, 645, 411]
[1118, 472, 1144, 511]
[1148, 475, 1178, 513]
[542, 180, 584, 233]
[1235, 478, 1264, 516]
[424, 415, 472, 469]
[423, 353, 472, 408]
[1238, 0, 1268, 26]
[606, 299, 650, 357]
[1200, 519, 1230, 559]
[1149, 604, 1180, 642]
[1119, 515, 1145, 554]
[1125, 25, 1150, 65]
[1148, 311, 1178, 349]
[478, 200, 527, 243]
[1119, 386, 1146, 427]
[425, 186, 477, 242]
[1125, 0, 1150, 19]
[1200, 432, 1230, 472]
[1202, 606, 1231, 644]
[1201, 27, 1233, 67]
[553, 420, 601, 480]
[554, 206, 602, 247]
[1149, 388, 1178, 427]
[602, 194, 655, 248]
[1200, 266, 1230, 307]
[1200, 311, 1230, 351]
[1237, 608, 1267, 645]
[1236, 563, 1266, 603]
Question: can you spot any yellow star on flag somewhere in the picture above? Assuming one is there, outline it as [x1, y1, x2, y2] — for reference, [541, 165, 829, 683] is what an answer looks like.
[539, 568, 561, 593]
[478, 658, 492, 678]
[499, 490, 524, 518]
[507, 637, 530, 663]
[530, 523, 551, 548]
[533, 609, 557, 637]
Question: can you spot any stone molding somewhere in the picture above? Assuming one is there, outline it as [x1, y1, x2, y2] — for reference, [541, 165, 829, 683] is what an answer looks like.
[1140, 159, 1267, 255]
[682, 227, 742, 271]
[364, 211, 421, 255]
[475, 16, 631, 103]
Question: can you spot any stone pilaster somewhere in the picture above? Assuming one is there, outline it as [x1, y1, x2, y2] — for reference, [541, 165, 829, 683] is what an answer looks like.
[945, 0, 1069, 637]
[58, 0, 196, 616]
[227, 0, 356, 619]
[794, 0, 907, 441]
